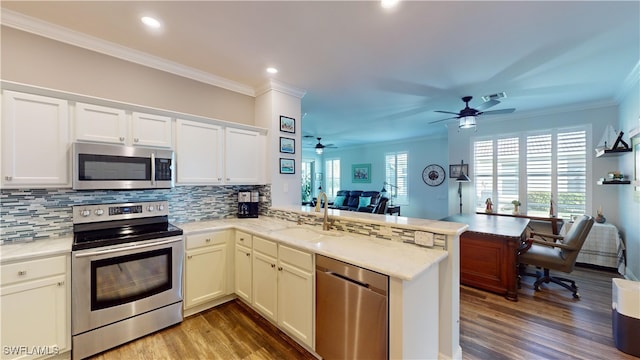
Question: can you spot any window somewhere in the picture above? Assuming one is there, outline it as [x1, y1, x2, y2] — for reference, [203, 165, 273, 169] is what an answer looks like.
[325, 159, 340, 198]
[473, 127, 588, 218]
[385, 152, 408, 204]
[301, 161, 313, 203]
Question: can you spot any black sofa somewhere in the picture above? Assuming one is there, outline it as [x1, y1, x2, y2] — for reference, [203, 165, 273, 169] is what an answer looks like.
[328, 190, 387, 213]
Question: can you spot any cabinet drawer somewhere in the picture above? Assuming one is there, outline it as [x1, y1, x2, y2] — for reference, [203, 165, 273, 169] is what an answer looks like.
[1, 255, 67, 286]
[253, 236, 277, 257]
[235, 231, 253, 247]
[186, 231, 227, 250]
[279, 245, 313, 272]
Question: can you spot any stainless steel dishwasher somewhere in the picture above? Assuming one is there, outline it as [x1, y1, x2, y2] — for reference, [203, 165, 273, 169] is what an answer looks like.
[316, 254, 389, 360]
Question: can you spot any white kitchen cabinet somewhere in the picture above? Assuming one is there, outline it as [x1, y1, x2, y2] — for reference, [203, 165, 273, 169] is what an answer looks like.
[184, 231, 229, 309]
[252, 236, 278, 321]
[234, 231, 253, 303]
[1, 255, 70, 359]
[1, 91, 71, 188]
[277, 245, 314, 347]
[75, 103, 172, 148]
[175, 119, 224, 185]
[224, 127, 264, 184]
[250, 237, 314, 347]
[130, 112, 172, 148]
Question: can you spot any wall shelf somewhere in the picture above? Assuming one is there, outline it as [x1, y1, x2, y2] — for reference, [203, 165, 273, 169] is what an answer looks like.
[597, 180, 631, 185]
[595, 148, 632, 157]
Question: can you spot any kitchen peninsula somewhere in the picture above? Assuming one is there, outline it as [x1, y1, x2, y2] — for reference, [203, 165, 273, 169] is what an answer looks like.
[1, 207, 466, 360]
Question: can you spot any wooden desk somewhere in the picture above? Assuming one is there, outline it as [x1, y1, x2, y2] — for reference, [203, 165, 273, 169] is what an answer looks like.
[477, 212, 562, 235]
[443, 213, 530, 301]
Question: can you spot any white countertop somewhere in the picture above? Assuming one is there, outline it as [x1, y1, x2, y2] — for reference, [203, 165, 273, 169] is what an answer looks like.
[1, 236, 73, 264]
[179, 217, 450, 281]
[274, 205, 467, 235]
[1, 210, 463, 280]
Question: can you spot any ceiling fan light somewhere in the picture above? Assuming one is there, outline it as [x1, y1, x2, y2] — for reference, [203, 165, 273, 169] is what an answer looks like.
[459, 116, 476, 129]
[315, 147, 323, 155]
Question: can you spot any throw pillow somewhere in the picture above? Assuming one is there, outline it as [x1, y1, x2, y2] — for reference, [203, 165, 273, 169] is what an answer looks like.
[358, 196, 371, 208]
[333, 195, 346, 207]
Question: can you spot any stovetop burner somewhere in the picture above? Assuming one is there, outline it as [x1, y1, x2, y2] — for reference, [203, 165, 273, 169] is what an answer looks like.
[72, 201, 183, 251]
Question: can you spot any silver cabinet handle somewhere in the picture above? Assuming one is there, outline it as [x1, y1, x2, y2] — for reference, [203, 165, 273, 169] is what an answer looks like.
[119, 136, 125, 142]
[4, 176, 12, 181]
[57, 281, 65, 286]
[271, 264, 275, 268]
[134, 138, 139, 143]
[17, 270, 27, 276]
[205, 238, 211, 243]
[246, 253, 250, 257]
[187, 255, 193, 259]
[278, 266, 283, 271]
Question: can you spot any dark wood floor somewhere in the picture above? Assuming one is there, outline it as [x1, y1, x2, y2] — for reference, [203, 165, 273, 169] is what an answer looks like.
[91, 266, 634, 360]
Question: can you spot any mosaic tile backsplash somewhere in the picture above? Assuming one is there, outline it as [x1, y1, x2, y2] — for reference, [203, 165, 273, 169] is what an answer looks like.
[0, 185, 271, 243]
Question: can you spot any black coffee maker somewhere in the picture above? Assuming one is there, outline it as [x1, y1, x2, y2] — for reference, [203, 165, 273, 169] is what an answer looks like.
[237, 191, 259, 218]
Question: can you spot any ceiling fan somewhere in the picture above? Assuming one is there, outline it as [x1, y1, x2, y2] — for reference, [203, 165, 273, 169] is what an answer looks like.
[303, 136, 337, 154]
[429, 96, 516, 129]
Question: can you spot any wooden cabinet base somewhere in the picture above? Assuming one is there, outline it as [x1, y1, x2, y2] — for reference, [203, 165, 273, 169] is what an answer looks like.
[460, 231, 520, 301]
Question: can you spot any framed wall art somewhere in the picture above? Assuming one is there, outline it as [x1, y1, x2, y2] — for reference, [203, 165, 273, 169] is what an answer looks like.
[280, 116, 295, 133]
[352, 163, 371, 183]
[449, 163, 469, 178]
[280, 137, 295, 154]
[279, 158, 295, 174]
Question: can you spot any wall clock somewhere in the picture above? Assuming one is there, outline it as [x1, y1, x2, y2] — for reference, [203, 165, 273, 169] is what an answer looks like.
[422, 164, 445, 186]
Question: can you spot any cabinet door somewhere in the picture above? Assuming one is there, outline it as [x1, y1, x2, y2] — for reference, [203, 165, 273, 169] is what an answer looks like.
[176, 119, 224, 184]
[184, 244, 227, 309]
[278, 251, 314, 347]
[74, 102, 126, 144]
[2, 91, 70, 187]
[1, 275, 68, 359]
[234, 244, 252, 303]
[224, 127, 263, 184]
[252, 250, 278, 321]
[131, 112, 172, 148]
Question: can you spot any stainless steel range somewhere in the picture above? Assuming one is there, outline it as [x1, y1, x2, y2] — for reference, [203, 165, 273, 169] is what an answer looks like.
[71, 201, 183, 360]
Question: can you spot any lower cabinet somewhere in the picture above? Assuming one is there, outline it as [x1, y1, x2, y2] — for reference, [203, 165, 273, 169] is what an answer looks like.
[184, 230, 231, 310]
[0, 254, 70, 360]
[251, 236, 314, 347]
[234, 231, 253, 303]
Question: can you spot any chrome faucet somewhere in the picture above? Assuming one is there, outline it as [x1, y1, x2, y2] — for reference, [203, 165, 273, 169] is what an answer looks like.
[316, 192, 332, 231]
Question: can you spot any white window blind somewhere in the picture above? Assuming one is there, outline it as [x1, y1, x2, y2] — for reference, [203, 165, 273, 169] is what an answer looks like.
[325, 159, 340, 198]
[473, 128, 587, 218]
[385, 152, 408, 204]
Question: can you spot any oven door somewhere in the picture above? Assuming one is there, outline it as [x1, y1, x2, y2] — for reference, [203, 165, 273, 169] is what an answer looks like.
[72, 236, 183, 335]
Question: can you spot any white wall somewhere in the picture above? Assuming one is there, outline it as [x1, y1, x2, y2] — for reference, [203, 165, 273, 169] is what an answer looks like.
[447, 103, 621, 223]
[617, 77, 640, 280]
[320, 136, 449, 220]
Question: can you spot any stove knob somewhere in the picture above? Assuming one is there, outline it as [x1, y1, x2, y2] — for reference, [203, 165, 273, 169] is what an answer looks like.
[157, 204, 165, 211]
[147, 205, 155, 212]
[81, 209, 91, 217]
[94, 209, 104, 216]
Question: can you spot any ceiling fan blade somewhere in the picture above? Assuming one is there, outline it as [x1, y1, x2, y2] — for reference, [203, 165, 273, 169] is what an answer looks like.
[428, 116, 459, 124]
[478, 108, 516, 116]
[324, 144, 335, 147]
[475, 99, 500, 111]
[434, 110, 460, 115]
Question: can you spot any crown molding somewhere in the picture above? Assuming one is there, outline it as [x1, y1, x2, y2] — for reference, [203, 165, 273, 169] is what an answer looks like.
[256, 79, 307, 99]
[615, 60, 639, 103]
[1, 9, 255, 97]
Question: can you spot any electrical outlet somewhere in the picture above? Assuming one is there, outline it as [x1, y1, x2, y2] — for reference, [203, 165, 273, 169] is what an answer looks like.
[414, 231, 434, 247]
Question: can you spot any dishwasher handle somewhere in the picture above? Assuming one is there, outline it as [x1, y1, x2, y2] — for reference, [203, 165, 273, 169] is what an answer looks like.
[324, 270, 370, 289]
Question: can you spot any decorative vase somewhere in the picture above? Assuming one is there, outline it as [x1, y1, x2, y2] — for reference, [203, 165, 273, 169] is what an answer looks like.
[596, 214, 606, 223]
[513, 206, 519, 215]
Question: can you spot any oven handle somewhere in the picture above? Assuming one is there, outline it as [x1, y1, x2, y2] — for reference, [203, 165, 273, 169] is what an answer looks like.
[151, 152, 156, 186]
[74, 237, 181, 258]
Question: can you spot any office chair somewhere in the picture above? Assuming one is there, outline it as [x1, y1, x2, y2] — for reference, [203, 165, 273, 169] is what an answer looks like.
[518, 215, 594, 298]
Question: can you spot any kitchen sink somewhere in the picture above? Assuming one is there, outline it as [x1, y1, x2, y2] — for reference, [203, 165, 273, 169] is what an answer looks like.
[270, 226, 342, 242]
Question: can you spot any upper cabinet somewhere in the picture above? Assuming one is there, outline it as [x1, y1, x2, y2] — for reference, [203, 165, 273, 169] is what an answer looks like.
[176, 119, 224, 184]
[225, 127, 264, 184]
[176, 119, 265, 185]
[74, 103, 172, 148]
[2, 91, 71, 188]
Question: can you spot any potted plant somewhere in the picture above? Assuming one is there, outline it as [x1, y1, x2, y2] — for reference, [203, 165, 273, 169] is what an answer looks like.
[511, 200, 521, 215]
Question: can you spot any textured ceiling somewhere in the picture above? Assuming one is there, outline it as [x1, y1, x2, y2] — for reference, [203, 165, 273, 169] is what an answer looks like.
[2, 1, 639, 150]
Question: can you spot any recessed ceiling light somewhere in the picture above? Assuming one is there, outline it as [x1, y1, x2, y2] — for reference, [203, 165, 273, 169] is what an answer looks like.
[266, 67, 278, 74]
[141, 16, 161, 29]
[381, 0, 399, 9]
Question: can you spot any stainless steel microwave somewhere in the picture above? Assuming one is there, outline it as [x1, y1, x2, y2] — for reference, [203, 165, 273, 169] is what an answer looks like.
[73, 142, 173, 190]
